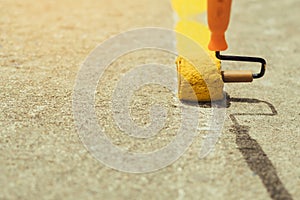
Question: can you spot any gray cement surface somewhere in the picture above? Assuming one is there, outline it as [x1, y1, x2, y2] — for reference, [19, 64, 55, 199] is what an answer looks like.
[1, 0, 299, 199]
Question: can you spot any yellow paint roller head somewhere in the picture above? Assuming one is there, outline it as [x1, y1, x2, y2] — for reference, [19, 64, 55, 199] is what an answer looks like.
[176, 55, 224, 102]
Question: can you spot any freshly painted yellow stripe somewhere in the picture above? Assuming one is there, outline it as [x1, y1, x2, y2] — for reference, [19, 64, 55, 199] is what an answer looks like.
[171, 0, 206, 17]
[171, 0, 224, 101]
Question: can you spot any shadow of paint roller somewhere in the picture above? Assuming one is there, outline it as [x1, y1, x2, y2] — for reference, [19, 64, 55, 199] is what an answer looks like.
[173, 0, 267, 102]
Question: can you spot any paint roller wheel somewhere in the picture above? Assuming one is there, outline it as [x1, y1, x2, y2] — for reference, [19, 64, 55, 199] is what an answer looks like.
[176, 56, 224, 102]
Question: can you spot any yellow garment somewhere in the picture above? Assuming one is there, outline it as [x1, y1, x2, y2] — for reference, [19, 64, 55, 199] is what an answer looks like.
[171, 0, 224, 101]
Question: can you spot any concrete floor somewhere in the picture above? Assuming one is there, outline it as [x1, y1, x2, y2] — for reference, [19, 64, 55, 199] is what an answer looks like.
[1, 0, 299, 199]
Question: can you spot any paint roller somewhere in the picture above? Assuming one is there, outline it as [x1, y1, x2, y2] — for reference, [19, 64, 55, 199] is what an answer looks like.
[177, 0, 266, 102]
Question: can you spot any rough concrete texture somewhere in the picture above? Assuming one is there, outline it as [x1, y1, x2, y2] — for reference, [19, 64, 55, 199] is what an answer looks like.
[1, 0, 299, 199]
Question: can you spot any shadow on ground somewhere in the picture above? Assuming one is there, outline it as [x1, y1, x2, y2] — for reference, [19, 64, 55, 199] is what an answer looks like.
[228, 97, 293, 200]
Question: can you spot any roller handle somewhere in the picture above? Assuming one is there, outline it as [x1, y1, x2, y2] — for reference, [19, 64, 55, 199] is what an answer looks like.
[207, 0, 232, 51]
[222, 71, 253, 82]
